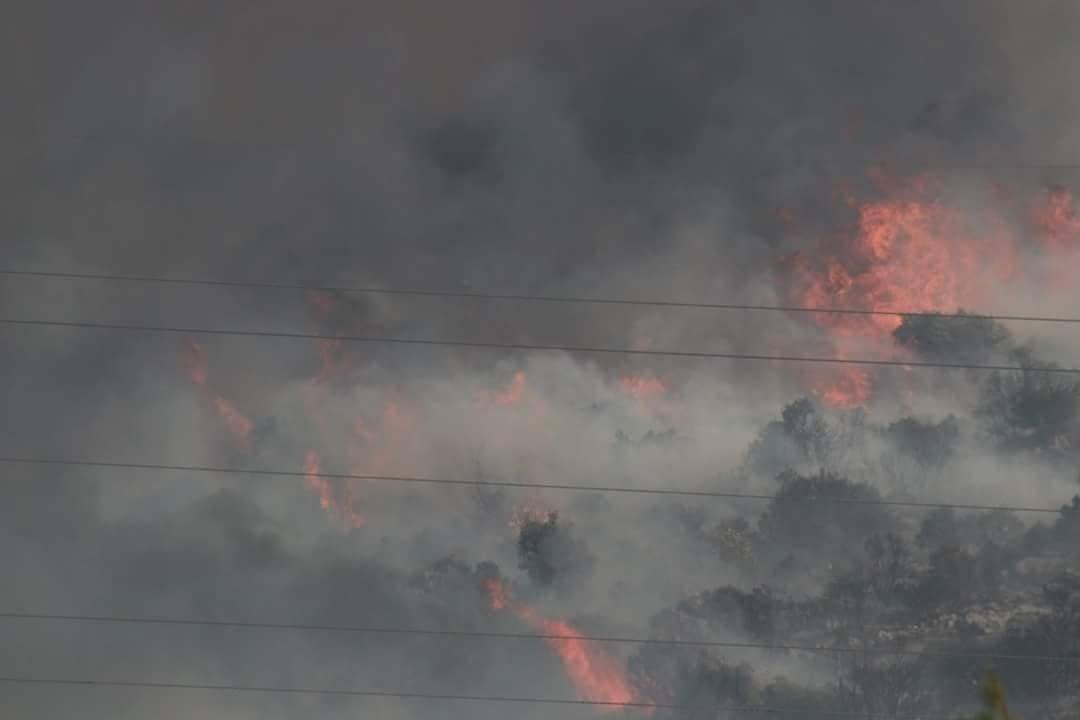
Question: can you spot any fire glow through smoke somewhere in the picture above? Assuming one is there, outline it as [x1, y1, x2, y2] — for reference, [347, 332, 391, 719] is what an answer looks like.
[788, 177, 1080, 407]
[620, 375, 668, 400]
[180, 339, 254, 443]
[483, 579, 642, 712]
[170, 176, 1080, 715]
[303, 450, 365, 528]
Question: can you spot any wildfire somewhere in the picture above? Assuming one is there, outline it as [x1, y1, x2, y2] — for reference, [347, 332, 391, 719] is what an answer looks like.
[483, 578, 642, 711]
[619, 375, 667, 400]
[812, 367, 871, 409]
[526, 612, 641, 711]
[212, 396, 254, 439]
[797, 196, 1016, 337]
[302, 450, 365, 528]
[1034, 186, 1080, 252]
[484, 577, 509, 611]
[180, 340, 254, 443]
[790, 175, 1020, 406]
[483, 371, 527, 407]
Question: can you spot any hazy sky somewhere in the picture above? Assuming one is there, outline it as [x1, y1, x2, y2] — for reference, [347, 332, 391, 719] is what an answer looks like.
[3, 2, 1080, 718]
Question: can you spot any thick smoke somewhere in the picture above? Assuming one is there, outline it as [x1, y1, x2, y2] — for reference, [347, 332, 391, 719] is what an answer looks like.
[4, 1, 1080, 718]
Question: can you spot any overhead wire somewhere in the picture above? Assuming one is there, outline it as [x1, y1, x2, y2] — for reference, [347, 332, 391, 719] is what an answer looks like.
[4, 317, 1080, 375]
[0, 675, 995, 719]
[3, 267, 1080, 324]
[2, 610, 1076, 663]
[0, 457, 1074, 514]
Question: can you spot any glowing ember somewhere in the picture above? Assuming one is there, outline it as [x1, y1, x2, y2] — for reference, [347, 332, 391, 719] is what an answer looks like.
[212, 396, 254, 440]
[302, 450, 365, 528]
[303, 451, 334, 511]
[620, 375, 667, 400]
[484, 577, 509, 611]
[813, 367, 871, 409]
[484, 371, 527, 407]
[482, 577, 640, 711]
[1034, 186, 1080, 252]
[179, 339, 255, 442]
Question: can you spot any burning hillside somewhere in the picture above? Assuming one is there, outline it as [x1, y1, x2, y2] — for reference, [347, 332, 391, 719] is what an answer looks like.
[786, 176, 1080, 408]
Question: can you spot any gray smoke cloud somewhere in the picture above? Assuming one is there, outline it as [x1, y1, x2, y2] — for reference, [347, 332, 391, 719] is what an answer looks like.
[3, 1, 1080, 718]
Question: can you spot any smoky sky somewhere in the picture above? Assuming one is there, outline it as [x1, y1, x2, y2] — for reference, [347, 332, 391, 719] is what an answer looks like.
[3, 2, 1080, 718]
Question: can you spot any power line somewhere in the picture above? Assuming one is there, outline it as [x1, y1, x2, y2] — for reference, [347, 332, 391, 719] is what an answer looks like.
[3, 267, 1079, 325]
[0, 675, 985, 719]
[3, 610, 1077, 663]
[4, 317, 1080, 376]
[1, 456, 1073, 514]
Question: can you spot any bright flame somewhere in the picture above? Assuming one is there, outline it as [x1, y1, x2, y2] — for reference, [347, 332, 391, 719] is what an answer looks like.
[524, 611, 641, 711]
[791, 176, 1018, 406]
[482, 578, 641, 711]
[797, 196, 1016, 337]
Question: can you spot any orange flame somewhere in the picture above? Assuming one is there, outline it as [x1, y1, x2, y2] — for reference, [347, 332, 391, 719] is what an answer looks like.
[482, 371, 527, 407]
[212, 396, 254, 440]
[1034, 186, 1080, 252]
[303, 450, 334, 512]
[797, 196, 1016, 337]
[791, 176, 1018, 406]
[619, 375, 667, 400]
[180, 340, 254, 442]
[302, 450, 365, 528]
[524, 612, 641, 712]
[813, 367, 871, 409]
[483, 578, 641, 711]
[484, 577, 509, 611]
